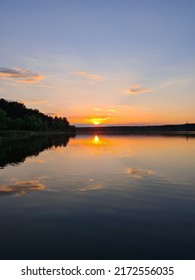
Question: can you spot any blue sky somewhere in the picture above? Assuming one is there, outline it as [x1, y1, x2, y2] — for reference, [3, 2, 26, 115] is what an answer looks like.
[0, 0, 195, 125]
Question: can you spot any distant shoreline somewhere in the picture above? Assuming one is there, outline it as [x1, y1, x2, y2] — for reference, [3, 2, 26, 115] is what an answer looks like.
[76, 123, 195, 135]
[1, 124, 195, 141]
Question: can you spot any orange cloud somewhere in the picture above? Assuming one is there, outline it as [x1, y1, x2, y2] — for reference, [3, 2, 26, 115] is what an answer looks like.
[93, 107, 103, 111]
[93, 108, 116, 113]
[127, 84, 153, 95]
[71, 71, 102, 81]
[0, 67, 45, 84]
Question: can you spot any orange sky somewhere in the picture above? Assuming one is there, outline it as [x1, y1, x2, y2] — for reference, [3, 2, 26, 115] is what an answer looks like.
[1, 1, 194, 126]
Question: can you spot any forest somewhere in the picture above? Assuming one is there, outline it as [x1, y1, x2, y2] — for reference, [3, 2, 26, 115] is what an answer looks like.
[0, 98, 75, 132]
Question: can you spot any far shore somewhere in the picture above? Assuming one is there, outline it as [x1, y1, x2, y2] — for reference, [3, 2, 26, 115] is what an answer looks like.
[1, 123, 195, 141]
[76, 123, 195, 135]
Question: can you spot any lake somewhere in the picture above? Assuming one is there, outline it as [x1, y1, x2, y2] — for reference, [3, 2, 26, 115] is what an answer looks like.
[0, 134, 195, 259]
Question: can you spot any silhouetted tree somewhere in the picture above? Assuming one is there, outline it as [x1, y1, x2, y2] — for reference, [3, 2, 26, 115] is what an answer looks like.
[0, 108, 13, 129]
[0, 98, 75, 132]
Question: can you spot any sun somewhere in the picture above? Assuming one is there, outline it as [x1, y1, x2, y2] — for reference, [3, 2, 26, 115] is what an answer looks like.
[93, 120, 100, 125]
[88, 116, 110, 125]
[90, 118, 101, 125]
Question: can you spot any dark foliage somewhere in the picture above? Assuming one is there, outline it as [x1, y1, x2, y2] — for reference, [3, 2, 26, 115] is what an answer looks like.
[76, 124, 195, 134]
[0, 98, 75, 131]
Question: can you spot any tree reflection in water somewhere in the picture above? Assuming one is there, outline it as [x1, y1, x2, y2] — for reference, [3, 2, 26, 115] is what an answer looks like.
[0, 134, 73, 169]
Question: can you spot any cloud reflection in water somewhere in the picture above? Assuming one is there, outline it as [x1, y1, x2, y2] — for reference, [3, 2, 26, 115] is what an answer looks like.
[0, 180, 45, 196]
[126, 168, 155, 179]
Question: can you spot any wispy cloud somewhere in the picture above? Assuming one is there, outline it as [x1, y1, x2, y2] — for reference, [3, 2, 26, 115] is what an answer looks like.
[0, 67, 45, 84]
[26, 158, 46, 164]
[127, 84, 153, 95]
[160, 78, 190, 89]
[93, 107, 103, 111]
[71, 71, 102, 82]
[93, 108, 117, 113]
[108, 108, 116, 112]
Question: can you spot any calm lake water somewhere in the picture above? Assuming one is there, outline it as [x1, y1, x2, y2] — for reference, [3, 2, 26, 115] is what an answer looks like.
[0, 134, 195, 259]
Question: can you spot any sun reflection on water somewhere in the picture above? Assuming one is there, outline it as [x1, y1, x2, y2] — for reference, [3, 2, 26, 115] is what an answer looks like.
[92, 135, 101, 145]
[90, 135, 108, 145]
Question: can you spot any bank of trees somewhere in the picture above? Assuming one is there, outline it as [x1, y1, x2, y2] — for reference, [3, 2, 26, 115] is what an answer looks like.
[0, 98, 74, 131]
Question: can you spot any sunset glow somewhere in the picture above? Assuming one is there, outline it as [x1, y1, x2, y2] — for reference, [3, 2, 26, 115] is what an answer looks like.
[89, 117, 110, 126]
[93, 120, 100, 125]
[1, 0, 195, 263]
[89, 135, 108, 146]
[0, 1, 194, 126]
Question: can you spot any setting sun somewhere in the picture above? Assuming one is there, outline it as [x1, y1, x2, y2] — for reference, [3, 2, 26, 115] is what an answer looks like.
[0, 0, 195, 263]
[90, 118, 102, 125]
[93, 120, 100, 125]
[89, 117, 110, 126]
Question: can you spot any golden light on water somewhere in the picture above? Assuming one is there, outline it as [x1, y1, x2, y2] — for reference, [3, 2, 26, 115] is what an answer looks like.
[92, 135, 101, 145]
[89, 135, 108, 146]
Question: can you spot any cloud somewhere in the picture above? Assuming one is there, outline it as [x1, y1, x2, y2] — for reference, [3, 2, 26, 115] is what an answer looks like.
[93, 107, 103, 111]
[71, 71, 102, 82]
[0, 67, 45, 84]
[127, 84, 153, 95]
[159, 78, 190, 90]
[93, 108, 117, 113]
[37, 176, 51, 179]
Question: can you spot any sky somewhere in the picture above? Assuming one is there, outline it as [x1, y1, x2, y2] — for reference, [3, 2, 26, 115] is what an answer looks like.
[0, 0, 195, 126]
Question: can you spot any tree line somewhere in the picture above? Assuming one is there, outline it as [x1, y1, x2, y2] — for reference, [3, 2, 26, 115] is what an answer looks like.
[0, 98, 75, 131]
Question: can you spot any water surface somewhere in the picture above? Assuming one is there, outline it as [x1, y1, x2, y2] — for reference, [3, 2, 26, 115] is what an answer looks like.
[0, 134, 195, 259]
